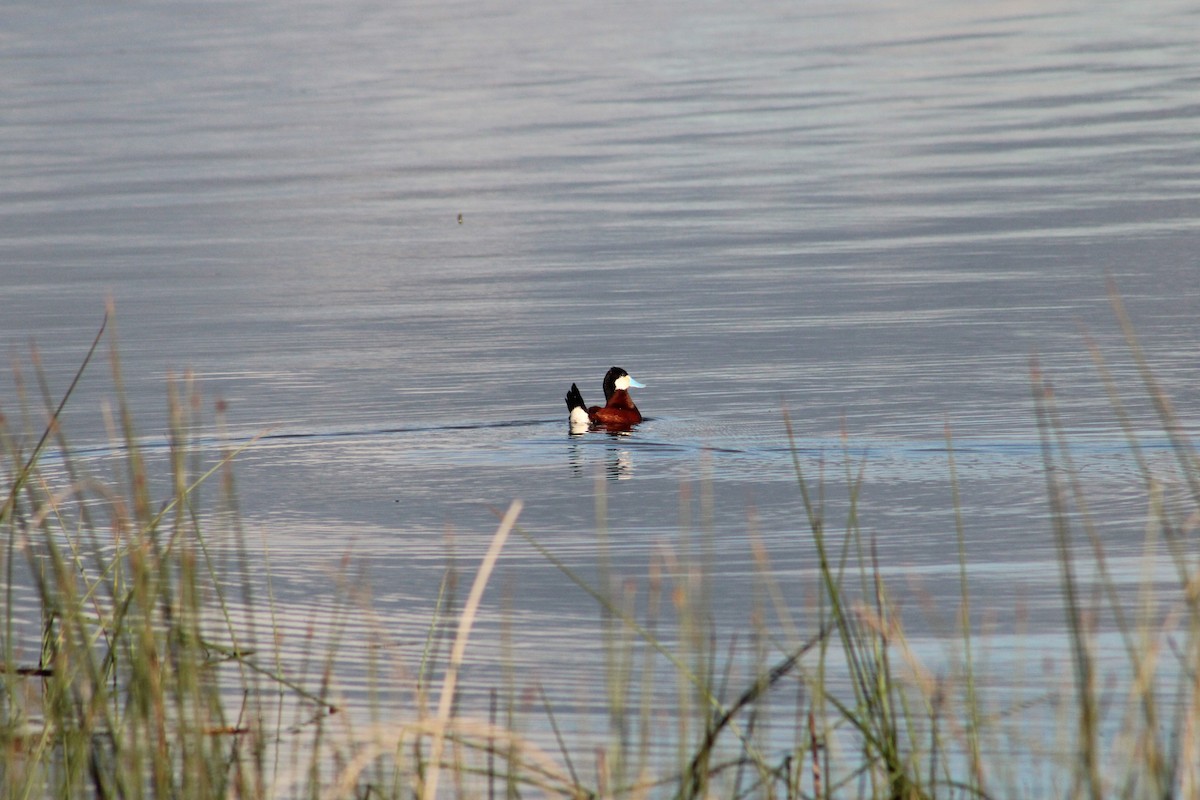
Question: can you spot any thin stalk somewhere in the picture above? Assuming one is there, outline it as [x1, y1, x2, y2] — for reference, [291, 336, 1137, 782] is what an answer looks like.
[945, 422, 984, 794]
[536, 682, 583, 793]
[1030, 358, 1101, 800]
[1, 313, 107, 526]
[423, 500, 522, 800]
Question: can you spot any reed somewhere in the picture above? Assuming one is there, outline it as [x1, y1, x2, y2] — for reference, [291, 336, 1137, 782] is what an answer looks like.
[2, 291, 1199, 798]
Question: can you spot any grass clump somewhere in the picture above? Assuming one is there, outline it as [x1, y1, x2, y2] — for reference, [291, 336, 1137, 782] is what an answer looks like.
[1, 314, 273, 799]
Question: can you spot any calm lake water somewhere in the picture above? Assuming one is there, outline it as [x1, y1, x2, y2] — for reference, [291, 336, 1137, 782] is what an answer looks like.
[4, 0, 1200, 785]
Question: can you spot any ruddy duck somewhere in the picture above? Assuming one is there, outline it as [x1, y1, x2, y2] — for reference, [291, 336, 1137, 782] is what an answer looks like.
[566, 366, 646, 432]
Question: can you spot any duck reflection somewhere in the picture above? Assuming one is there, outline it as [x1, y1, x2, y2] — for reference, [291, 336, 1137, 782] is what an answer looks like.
[566, 429, 635, 480]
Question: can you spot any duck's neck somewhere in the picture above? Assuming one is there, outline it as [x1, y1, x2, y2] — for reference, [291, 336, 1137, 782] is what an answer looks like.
[607, 389, 637, 409]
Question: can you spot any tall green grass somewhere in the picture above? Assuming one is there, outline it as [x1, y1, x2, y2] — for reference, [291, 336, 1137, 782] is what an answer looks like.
[3, 289, 1199, 798]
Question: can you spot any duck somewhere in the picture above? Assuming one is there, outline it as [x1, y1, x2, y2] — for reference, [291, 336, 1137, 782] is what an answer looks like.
[565, 366, 646, 432]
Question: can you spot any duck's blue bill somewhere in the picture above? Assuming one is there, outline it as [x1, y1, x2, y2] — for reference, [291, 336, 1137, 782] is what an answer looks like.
[628, 376, 646, 388]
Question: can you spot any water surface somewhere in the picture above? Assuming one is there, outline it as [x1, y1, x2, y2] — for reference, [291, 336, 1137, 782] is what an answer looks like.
[4, 0, 1200, 783]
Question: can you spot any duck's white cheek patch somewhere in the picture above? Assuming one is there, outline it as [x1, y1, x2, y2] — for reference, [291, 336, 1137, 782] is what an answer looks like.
[614, 375, 630, 391]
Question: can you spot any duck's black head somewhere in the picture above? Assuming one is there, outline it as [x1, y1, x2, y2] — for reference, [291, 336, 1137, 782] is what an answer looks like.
[602, 366, 645, 401]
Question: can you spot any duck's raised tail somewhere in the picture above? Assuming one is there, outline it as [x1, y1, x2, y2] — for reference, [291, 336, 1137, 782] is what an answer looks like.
[565, 383, 589, 430]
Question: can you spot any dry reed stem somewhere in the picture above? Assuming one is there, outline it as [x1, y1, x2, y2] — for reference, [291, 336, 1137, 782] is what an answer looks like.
[421, 499, 522, 800]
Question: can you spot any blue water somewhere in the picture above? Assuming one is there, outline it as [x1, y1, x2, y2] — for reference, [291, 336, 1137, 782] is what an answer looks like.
[4, 0, 1200, 788]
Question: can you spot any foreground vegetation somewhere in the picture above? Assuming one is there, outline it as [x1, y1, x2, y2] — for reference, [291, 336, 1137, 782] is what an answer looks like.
[3, 291, 1200, 798]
